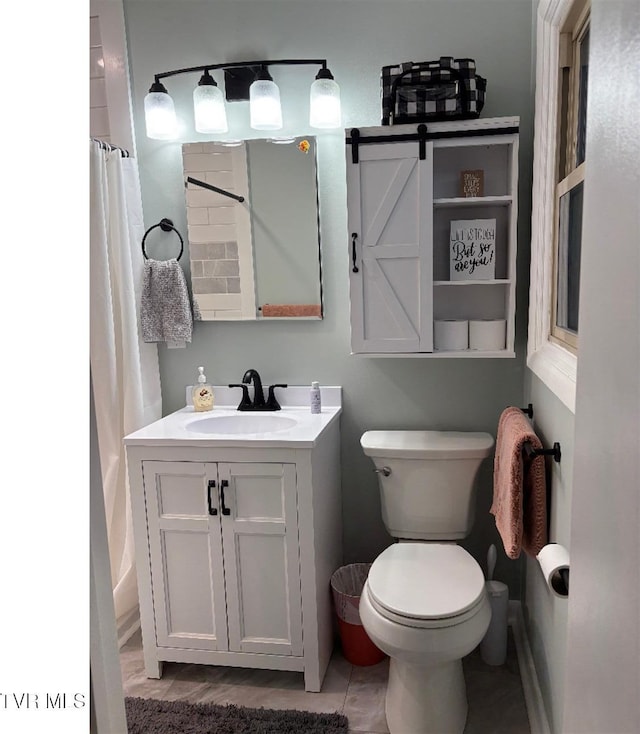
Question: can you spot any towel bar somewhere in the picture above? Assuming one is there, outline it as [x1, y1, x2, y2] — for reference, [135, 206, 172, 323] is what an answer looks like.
[523, 440, 561, 463]
[186, 176, 245, 203]
[520, 403, 533, 419]
[519, 405, 561, 463]
[142, 218, 184, 261]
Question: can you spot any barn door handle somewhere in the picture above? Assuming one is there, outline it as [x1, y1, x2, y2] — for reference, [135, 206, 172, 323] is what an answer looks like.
[351, 232, 359, 273]
[207, 480, 218, 515]
[220, 479, 231, 516]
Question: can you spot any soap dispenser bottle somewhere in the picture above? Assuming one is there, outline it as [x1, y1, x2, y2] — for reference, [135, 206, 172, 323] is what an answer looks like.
[310, 381, 321, 414]
[192, 367, 214, 412]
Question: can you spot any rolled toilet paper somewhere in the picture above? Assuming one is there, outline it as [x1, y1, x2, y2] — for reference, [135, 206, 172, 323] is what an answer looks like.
[537, 544, 570, 598]
[434, 320, 468, 351]
[468, 319, 506, 351]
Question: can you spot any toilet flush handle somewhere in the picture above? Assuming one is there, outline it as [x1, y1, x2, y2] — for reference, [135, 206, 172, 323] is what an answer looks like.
[374, 466, 392, 477]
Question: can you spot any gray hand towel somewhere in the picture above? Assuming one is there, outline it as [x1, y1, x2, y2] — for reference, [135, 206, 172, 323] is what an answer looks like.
[141, 259, 194, 347]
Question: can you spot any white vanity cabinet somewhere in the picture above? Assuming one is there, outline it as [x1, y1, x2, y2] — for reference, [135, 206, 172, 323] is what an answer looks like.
[125, 396, 342, 692]
[346, 116, 519, 357]
[142, 461, 302, 656]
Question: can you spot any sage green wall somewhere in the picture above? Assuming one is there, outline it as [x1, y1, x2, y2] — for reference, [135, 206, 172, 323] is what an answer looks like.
[523, 372, 574, 733]
[124, 0, 535, 593]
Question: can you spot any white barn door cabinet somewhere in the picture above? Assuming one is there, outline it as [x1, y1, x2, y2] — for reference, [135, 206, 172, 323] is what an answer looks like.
[346, 117, 519, 357]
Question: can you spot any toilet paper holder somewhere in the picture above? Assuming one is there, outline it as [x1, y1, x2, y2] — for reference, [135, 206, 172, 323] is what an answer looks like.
[537, 544, 570, 597]
[556, 568, 570, 595]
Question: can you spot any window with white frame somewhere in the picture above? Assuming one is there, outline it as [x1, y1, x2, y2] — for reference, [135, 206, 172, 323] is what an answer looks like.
[552, 0, 589, 353]
[527, 0, 590, 413]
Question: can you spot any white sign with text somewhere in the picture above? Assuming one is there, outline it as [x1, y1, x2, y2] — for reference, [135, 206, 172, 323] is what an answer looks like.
[449, 218, 496, 280]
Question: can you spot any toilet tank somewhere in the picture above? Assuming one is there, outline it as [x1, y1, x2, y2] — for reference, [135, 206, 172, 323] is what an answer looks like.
[361, 430, 495, 540]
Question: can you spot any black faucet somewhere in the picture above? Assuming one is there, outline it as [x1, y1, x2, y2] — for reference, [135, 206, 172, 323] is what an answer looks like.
[229, 369, 287, 411]
[242, 368, 265, 408]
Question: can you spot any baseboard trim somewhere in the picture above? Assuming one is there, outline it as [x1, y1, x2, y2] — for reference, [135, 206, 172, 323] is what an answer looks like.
[117, 607, 141, 649]
[509, 601, 551, 734]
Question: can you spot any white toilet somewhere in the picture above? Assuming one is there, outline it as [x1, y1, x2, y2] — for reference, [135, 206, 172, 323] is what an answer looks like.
[359, 430, 495, 734]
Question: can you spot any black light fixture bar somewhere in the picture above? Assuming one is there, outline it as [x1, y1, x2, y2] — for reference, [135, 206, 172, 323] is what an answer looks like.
[154, 59, 331, 102]
[145, 57, 341, 138]
[153, 59, 329, 84]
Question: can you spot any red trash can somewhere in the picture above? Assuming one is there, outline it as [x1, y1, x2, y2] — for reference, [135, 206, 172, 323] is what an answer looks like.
[330, 563, 386, 666]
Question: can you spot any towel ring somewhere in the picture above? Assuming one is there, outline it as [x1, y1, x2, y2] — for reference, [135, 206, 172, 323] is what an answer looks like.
[142, 218, 184, 261]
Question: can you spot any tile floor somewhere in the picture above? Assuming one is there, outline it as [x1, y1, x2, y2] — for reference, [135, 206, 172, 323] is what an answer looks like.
[120, 628, 530, 733]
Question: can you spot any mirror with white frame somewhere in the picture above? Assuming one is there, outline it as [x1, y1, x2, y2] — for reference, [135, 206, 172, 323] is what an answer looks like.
[182, 136, 323, 321]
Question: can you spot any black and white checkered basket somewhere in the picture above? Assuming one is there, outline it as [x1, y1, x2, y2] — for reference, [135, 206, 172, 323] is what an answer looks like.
[381, 57, 486, 125]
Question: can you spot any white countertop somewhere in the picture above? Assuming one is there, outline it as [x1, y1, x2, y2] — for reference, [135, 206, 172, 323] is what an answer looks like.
[124, 386, 342, 449]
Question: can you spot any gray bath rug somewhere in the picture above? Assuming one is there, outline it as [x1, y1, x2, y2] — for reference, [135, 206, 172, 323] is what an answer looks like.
[124, 696, 349, 733]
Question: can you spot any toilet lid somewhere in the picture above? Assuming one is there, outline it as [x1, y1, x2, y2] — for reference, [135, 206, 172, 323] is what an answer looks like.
[367, 544, 486, 621]
[360, 430, 494, 459]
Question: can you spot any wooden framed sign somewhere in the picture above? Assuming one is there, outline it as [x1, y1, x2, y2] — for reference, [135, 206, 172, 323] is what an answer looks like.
[450, 218, 496, 280]
[460, 169, 484, 197]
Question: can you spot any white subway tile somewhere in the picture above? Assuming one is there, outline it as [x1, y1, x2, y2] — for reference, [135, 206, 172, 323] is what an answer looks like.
[90, 78, 107, 107]
[182, 142, 204, 154]
[186, 188, 237, 208]
[89, 16, 102, 46]
[204, 170, 235, 189]
[186, 206, 209, 225]
[90, 106, 110, 138]
[208, 206, 236, 225]
[185, 189, 216, 208]
[183, 152, 233, 172]
[202, 142, 235, 156]
[202, 151, 233, 171]
[188, 223, 237, 243]
[90, 47, 105, 79]
[195, 293, 243, 311]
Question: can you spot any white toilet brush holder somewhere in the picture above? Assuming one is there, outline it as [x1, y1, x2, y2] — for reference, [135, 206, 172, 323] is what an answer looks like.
[480, 580, 508, 665]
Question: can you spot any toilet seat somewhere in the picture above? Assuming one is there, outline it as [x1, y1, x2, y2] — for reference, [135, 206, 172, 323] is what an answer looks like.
[366, 543, 486, 629]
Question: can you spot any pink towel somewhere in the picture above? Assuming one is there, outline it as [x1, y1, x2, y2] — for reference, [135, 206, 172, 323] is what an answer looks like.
[490, 407, 548, 559]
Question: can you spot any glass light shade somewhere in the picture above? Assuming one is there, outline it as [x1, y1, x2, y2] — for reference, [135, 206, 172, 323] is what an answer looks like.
[144, 91, 177, 139]
[309, 77, 341, 129]
[249, 79, 283, 130]
[193, 84, 228, 133]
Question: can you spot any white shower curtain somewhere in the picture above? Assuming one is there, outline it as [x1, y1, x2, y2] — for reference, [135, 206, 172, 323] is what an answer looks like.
[90, 141, 162, 634]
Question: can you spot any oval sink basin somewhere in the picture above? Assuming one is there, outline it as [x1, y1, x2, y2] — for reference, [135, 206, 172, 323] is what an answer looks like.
[186, 414, 298, 435]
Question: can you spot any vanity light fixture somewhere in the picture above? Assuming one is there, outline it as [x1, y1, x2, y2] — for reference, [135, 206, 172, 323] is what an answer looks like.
[309, 67, 341, 129]
[144, 80, 178, 140]
[249, 66, 283, 130]
[193, 70, 228, 133]
[144, 59, 341, 139]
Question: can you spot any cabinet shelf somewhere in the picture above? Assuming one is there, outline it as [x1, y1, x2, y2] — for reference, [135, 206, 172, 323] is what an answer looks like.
[353, 350, 515, 358]
[430, 349, 515, 358]
[434, 195, 513, 208]
[433, 279, 511, 287]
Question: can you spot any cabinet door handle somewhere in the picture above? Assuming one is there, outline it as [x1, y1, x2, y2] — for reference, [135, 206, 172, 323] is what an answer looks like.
[351, 232, 359, 273]
[207, 480, 218, 515]
[220, 479, 231, 516]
